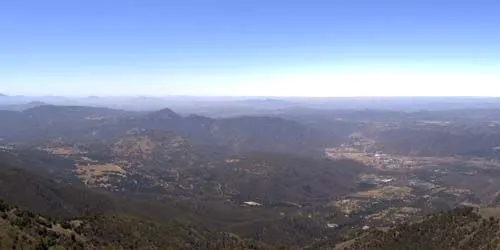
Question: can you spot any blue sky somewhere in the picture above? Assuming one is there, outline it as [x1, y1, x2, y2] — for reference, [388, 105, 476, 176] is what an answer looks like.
[1, 0, 499, 96]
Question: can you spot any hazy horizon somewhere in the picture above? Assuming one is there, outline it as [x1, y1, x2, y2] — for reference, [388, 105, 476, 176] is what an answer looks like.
[4, 94, 500, 100]
[2, 0, 499, 97]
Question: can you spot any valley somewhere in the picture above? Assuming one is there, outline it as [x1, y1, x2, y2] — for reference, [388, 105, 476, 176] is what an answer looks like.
[3, 0, 498, 248]
[1, 103, 500, 248]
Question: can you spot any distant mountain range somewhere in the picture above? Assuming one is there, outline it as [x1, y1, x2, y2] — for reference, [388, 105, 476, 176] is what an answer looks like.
[0, 101, 48, 111]
[0, 105, 333, 157]
[4, 94, 500, 114]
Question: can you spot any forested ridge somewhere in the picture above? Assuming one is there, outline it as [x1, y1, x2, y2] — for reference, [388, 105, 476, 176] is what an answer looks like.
[341, 207, 500, 250]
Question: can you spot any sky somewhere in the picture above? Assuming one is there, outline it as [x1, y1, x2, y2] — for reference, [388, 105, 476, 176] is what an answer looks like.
[1, 0, 499, 97]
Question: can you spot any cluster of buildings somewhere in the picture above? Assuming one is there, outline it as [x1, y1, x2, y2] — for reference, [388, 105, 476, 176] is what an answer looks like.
[359, 174, 394, 185]
[0, 144, 13, 152]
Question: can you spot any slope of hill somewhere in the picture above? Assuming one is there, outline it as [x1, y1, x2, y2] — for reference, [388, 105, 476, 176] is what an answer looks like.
[110, 130, 198, 168]
[334, 206, 500, 250]
[0, 198, 264, 250]
[0, 105, 334, 156]
[126, 109, 331, 155]
[0, 160, 267, 248]
[212, 117, 329, 155]
[0, 105, 134, 143]
[0, 166, 114, 219]
[0, 147, 364, 247]
[23, 105, 130, 119]
[0, 200, 87, 249]
[182, 154, 367, 203]
[373, 128, 500, 157]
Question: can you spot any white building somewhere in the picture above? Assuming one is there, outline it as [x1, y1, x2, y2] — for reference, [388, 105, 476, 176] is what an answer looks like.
[242, 201, 262, 207]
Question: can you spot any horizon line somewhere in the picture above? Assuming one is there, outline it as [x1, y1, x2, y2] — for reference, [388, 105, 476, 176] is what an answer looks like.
[3, 94, 500, 99]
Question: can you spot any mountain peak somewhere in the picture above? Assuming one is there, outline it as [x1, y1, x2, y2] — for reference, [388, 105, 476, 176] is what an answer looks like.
[149, 108, 181, 119]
